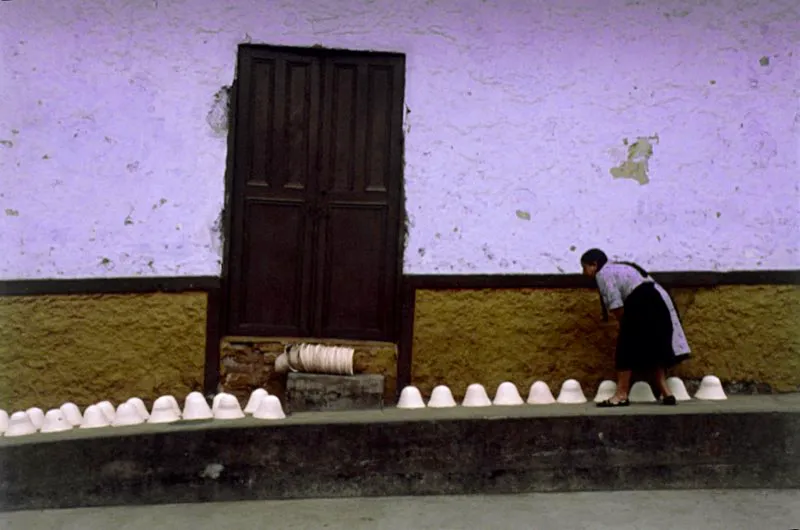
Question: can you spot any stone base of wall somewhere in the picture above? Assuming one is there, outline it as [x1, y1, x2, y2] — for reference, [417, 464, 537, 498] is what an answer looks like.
[219, 336, 398, 404]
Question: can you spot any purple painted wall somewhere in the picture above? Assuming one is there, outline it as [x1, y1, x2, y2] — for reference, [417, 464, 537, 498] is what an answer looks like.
[1, 0, 797, 279]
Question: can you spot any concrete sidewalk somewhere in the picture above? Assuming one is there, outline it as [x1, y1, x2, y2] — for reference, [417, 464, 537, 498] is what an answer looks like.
[2, 490, 799, 530]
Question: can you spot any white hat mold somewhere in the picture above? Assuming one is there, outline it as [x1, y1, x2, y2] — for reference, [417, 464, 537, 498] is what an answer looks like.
[126, 397, 150, 419]
[695, 375, 727, 400]
[244, 388, 269, 414]
[492, 382, 524, 406]
[253, 395, 286, 420]
[213, 393, 245, 420]
[113, 403, 145, 426]
[182, 392, 214, 421]
[462, 383, 492, 407]
[0, 409, 8, 434]
[527, 381, 556, 405]
[25, 407, 45, 430]
[427, 385, 457, 408]
[60, 402, 84, 426]
[397, 386, 426, 409]
[556, 379, 587, 404]
[96, 401, 116, 422]
[629, 381, 657, 403]
[5, 411, 37, 437]
[41, 409, 73, 433]
[81, 405, 111, 429]
[593, 380, 617, 403]
[666, 377, 691, 401]
[148, 396, 181, 424]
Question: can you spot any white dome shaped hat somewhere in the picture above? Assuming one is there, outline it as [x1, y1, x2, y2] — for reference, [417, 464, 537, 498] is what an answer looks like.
[80, 405, 111, 429]
[244, 388, 269, 414]
[593, 380, 617, 403]
[25, 407, 45, 430]
[0, 409, 8, 434]
[397, 386, 426, 409]
[556, 379, 587, 404]
[148, 396, 181, 424]
[60, 402, 83, 426]
[427, 385, 457, 408]
[96, 401, 116, 422]
[666, 377, 691, 401]
[695, 375, 727, 400]
[182, 392, 214, 420]
[113, 403, 145, 426]
[213, 394, 245, 420]
[492, 382, 524, 406]
[462, 384, 492, 407]
[527, 381, 556, 405]
[253, 395, 286, 420]
[126, 397, 150, 419]
[629, 381, 657, 403]
[5, 411, 37, 437]
[212, 392, 234, 413]
[41, 409, 73, 433]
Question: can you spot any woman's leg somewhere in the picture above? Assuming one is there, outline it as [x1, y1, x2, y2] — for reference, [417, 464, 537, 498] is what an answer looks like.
[654, 367, 673, 397]
[613, 370, 632, 402]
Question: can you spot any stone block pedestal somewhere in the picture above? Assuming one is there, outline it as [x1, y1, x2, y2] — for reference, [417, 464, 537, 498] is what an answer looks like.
[286, 373, 385, 413]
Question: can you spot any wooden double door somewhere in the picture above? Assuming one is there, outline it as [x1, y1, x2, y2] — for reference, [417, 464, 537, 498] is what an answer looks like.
[226, 45, 405, 341]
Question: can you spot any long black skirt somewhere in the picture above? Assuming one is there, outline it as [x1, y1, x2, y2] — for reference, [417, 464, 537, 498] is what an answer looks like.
[615, 282, 689, 371]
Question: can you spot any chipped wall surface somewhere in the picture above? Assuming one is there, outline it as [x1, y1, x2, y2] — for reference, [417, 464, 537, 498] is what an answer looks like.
[0, 293, 206, 410]
[411, 285, 800, 399]
[1, 0, 798, 278]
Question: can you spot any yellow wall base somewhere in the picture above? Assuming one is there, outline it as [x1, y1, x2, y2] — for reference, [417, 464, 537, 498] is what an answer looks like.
[0, 292, 207, 411]
[411, 285, 800, 399]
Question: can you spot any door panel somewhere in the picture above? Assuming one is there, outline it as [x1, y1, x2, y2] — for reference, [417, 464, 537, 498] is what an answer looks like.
[239, 200, 312, 335]
[318, 203, 388, 338]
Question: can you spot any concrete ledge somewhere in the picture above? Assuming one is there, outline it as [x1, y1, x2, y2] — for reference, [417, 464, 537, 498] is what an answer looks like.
[0, 396, 798, 512]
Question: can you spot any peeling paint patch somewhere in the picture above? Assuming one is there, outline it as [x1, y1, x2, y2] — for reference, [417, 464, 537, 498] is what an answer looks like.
[515, 210, 531, 221]
[0, 140, 13, 148]
[5, 209, 19, 217]
[759, 56, 770, 66]
[610, 134, 659, 185]
[206, 87, 231, 138]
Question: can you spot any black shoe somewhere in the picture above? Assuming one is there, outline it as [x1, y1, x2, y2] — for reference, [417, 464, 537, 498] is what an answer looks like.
[597, 398, 630, 408]
[662, 395, 677, 406]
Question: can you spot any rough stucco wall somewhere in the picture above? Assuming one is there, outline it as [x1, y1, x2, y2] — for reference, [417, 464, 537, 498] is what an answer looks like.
[0, 293, 206, 411]
[411, 286, 800, 399]
[0, 0, 798, 279]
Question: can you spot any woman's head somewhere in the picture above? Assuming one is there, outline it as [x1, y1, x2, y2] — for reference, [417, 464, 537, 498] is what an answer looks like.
[580, 248, 608, 277]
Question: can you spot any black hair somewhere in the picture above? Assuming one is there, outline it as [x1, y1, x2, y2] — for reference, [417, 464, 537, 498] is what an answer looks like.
[580, 248, 608, 268]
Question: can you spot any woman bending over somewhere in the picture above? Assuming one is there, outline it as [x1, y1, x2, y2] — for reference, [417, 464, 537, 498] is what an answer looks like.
[581, 248, 691, 407]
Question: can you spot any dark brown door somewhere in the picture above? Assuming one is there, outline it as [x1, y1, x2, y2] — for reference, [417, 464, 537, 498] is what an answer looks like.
[227, 45, 405, 342]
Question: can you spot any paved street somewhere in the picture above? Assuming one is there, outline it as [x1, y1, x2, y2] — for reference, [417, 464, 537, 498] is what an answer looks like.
[2, 490, 798, 529]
